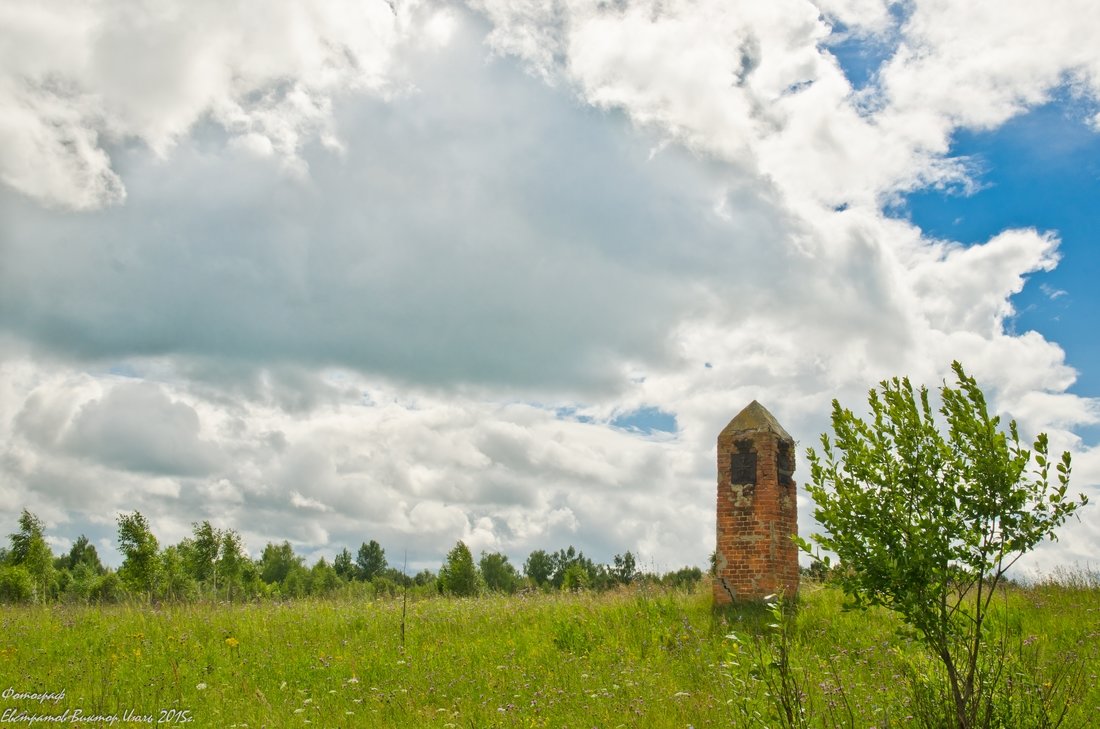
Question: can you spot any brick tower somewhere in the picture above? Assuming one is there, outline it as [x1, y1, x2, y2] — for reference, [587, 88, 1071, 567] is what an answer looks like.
[714, 400, 799, 605]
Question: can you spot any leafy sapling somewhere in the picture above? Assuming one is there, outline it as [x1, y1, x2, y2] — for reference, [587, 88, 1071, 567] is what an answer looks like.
[799, 362, 1088, 729]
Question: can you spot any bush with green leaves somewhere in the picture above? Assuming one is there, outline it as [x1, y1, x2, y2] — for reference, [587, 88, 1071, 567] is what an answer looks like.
[801, 361, 1089, 728]
[0, 564, 34, 603]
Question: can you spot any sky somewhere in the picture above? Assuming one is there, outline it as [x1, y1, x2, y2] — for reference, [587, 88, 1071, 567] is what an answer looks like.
[1, 0, 1098, 576]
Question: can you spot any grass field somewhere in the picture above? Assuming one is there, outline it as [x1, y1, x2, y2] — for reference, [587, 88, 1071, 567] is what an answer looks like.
[1, 581, 1097, 728]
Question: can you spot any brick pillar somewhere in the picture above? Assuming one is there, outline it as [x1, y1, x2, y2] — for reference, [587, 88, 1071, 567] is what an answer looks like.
[714, 400, 799, 605]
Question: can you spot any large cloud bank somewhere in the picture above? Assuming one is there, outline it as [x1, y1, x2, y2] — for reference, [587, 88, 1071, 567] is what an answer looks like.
[1, 0, 1097, 572]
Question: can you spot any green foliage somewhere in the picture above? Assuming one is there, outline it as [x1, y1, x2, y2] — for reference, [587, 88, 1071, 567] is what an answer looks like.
[411, 568, 436, 587]
[0, 564, 34, 603]
[662, 566, 704, 590]
[612, 551, 638, 585]
[549, 546, 596, 589]
[309, 557, 341, 596]
[185, 521, 221, 588]
[438, 541, 479, 597]
[355, 539, 387, 582]
[333, 547, 355, 580]
[803, 362, 1090, 728]
[281, 564, 309, 599]
[7, 509, 56, 602]
[729, 595, 810, 729]
[523, 549, 553, 588]
[561, 562, 591, 592]
[88, 570, 123, 603]
[117, 511, 160, 596]
[218, 529, 246, 600]
[259, 541, 302, 585]
[64, 535, 105, 575]
[157, 545, 198, 602]
[479, 551, 520, 593]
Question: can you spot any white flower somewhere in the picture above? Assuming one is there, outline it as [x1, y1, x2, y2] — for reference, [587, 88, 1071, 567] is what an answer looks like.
[196, 683, 207, 691]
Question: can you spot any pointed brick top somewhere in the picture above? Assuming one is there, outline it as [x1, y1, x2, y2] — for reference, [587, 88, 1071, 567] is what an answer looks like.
[720, 400, 792, 441]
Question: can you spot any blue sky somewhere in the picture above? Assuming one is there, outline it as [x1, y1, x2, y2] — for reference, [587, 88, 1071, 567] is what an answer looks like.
[903, 97, 1100, 401]
[1, 0, 1098, 574]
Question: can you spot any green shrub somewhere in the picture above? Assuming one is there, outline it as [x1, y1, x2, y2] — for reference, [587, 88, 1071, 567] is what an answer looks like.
[0, 564, 33, 603]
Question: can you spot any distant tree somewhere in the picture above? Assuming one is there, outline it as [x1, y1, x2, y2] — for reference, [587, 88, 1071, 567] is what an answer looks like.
[412, 568, 436, 587]
[259, 541, 302, 584]
[157, 545, 196, 601]
[611, 551, 637, 585]
[8, 510, 55, 602]
[65, 560, 101, 602]
[117, 512, 159, 596]
[379, 566, 412, 587]
[282, 564, 309, 599]
[523, 549, 553, 588]
[64, 535, 105, 575]
[356, 540, 387, 581]
[561, 562, 591, 592]
[661, 566, 703, 590]
[333, 548, 355, 580]
[479, 551, 520, 593]
[218, 530, 246, 601]
[186, 521, 222, 590]
[309, 558, 340, 595]
[802, 362, 1090, 729]
[804, 559, 829, 582]
[438, 541, 479, 597]
[550, 546, 595, 589]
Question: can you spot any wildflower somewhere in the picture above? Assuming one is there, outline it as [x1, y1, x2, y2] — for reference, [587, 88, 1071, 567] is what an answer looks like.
[225, 637, 240, 649]
[196, 683, 207, 691]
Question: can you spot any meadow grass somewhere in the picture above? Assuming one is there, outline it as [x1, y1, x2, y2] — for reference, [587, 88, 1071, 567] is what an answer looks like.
[0, 582, 1096, 728]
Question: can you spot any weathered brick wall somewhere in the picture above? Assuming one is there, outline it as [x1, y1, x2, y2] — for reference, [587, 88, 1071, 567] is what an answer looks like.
[714, 402, 799, 605]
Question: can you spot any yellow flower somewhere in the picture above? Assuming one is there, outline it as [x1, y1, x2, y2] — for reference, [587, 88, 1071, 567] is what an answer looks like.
[226, 637, 240, 649]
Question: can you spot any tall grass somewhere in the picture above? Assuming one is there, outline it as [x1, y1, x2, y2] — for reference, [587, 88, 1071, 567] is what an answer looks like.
[0, 581, 1096, 727]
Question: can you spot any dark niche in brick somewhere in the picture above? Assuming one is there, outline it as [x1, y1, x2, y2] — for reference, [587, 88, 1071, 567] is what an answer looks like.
[777, 440, 795, 488]
[729, 439, 756, 485]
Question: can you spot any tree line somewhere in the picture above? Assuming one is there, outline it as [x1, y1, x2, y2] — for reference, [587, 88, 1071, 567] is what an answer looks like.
[0, 509, 703, 604]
